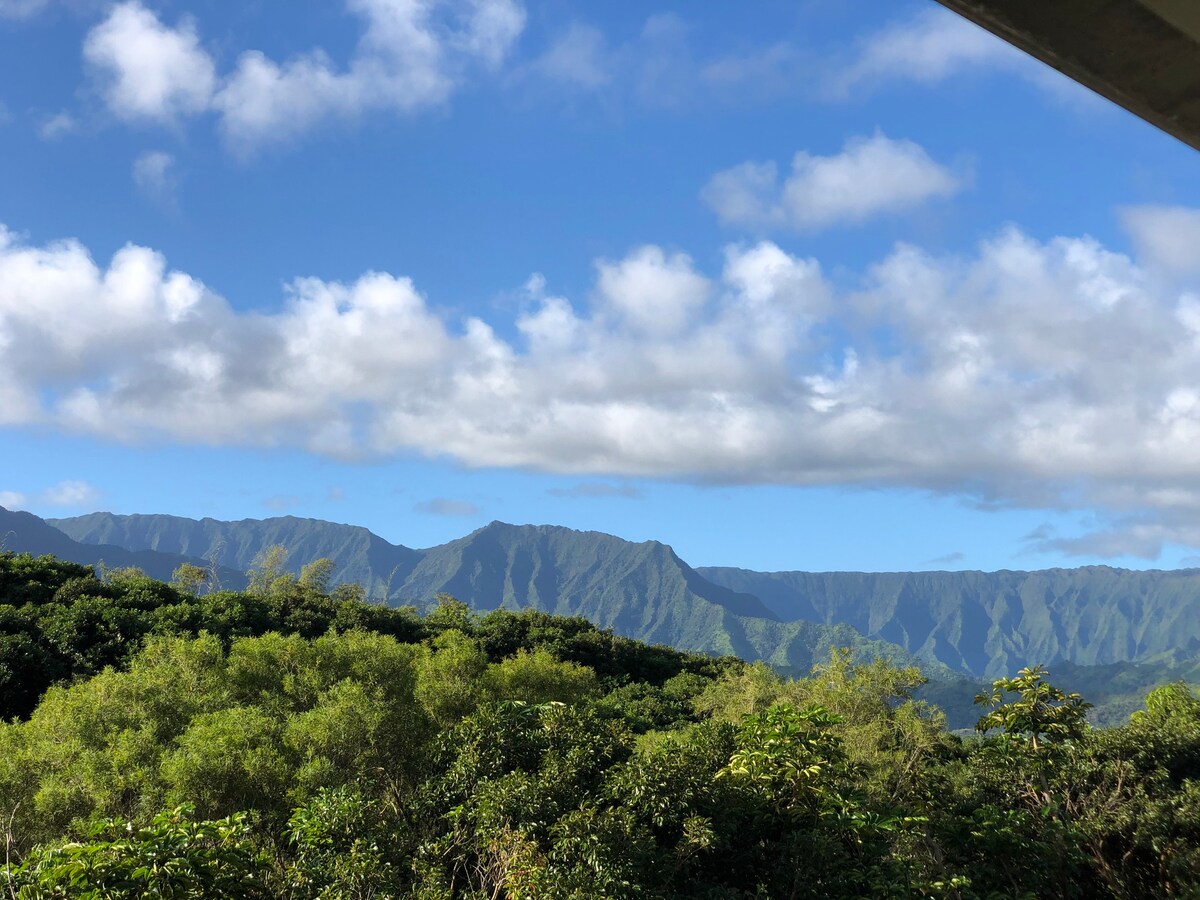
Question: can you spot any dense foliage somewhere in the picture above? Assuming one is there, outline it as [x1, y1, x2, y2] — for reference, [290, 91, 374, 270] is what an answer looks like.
[2, 552, 1198, 897]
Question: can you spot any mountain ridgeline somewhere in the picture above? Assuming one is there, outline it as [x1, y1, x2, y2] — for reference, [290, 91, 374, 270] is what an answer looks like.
[698, 566, 1200, 677]
[45, 512, 918, 674]
[0, 506, 247, 589]
[35, 509, 1200, 683]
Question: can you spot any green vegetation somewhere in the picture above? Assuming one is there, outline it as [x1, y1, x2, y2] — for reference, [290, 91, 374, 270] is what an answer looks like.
[700, 564, 1200, 678]
[43, 514, 944, 679]
[45, 512, 1200, 694]
[2, 552, 1199, 897]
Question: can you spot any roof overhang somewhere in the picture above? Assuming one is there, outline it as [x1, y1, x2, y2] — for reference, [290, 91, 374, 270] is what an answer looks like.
[933, 0, 1200, 151]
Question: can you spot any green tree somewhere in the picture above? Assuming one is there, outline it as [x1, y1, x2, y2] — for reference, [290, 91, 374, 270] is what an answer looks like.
[298, 558, 336, 595]
[424, 592, 474, 632]
[171, 563, 208, 597]
[247, 545, 290, 597]
[486, 648, 598, 706]
[3, 805, 268, 898]
[283, 787, 399, 899]
[975, 665, 1092, 755]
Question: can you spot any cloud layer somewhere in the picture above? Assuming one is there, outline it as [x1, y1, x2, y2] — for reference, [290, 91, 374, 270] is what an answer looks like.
[3, 211, 1200, 555]
[82, 0, 525, 152]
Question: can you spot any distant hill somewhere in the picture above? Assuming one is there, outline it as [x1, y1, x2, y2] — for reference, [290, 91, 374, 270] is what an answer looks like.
[45, 512, 933, 675]
[48, 511, 419, 595]
[698, 566, 1200, 678]
[0, 507, 246, 588]
[43, 510, 1200, 693]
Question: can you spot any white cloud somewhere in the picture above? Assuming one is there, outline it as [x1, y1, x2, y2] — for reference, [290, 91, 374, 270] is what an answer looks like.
[79, 0, 525, 151]
[41, 479, 101, 507]
[8, 215, 1200, 556]
[834, 7, 1015, 95]
[214, 0, 525, 152]
[83, 1, 216, 123]
[831, 6, 1101, 109]
[0, 490, 26, 509]
[0, 483, 99, 510]
[132, 150, 177, 208]
[1120, 205, 1200, 277]
[703, 133, 962, 232]
[594, 246, 711, 336]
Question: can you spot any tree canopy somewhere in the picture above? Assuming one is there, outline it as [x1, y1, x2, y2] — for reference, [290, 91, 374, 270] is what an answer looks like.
[1, 551, 1198, 898]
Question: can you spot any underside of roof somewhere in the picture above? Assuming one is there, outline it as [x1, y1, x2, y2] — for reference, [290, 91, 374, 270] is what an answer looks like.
[934, 0, 1200, 151]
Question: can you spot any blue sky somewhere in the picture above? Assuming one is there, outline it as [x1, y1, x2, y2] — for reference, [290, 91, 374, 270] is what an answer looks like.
[2, 0, 1200, 572]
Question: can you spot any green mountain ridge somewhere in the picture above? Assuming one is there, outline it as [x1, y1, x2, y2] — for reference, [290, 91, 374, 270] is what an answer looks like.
[0, 507, 246, 588]
[39, 510, 1200, 702]
[697, 565, 1200, 678]
[45, 511, 420, 593]
[45, 511, 924, 675]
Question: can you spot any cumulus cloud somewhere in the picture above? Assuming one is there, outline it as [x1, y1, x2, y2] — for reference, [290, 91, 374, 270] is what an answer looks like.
[703, 133, 962, 232]
[9, 215, 1200, 555]
[213, 0, 524, 151]
[84, 1, 216, 123]
[41, 479, 101, 507]
[80, 0, 524, 152]
[1120, 205, 1200, 277]
[0, 482, 100, 510]
[0, 490, 27, 508]
[594, 246, 712, 335]
[415, 498, 482, 516]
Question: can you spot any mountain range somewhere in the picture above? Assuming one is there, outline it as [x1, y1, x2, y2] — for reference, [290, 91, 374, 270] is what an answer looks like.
[42, 511, 924, 677]
[2, 506, 1196, 717]
[0, 506, 246, 588]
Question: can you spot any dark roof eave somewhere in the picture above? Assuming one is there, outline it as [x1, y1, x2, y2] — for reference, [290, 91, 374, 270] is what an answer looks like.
[934, 0, 1200, 152]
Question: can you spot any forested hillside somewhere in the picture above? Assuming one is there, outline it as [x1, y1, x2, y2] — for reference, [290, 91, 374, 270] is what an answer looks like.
[48, 511, 1200, 686]
[49, 510, 418, 593]
[43, 513, 931, 673]
[2, 551, 1198, 898]
[0, 507, 246, 589]
[700, 565, 1200, 677]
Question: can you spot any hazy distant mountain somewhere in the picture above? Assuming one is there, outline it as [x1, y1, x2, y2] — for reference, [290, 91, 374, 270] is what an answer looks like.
[698, 566, 1200, 678]
[1, 506, 246, 588]
[48, 512, 924, 672]
[49, 512, 420, 596]
[46, 509, 1200, 683]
